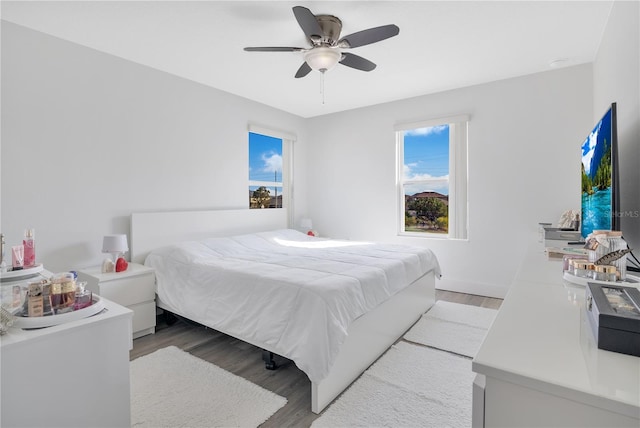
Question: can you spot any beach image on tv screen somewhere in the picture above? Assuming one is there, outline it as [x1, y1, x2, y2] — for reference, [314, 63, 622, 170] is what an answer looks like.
[581, 108, 612, 237]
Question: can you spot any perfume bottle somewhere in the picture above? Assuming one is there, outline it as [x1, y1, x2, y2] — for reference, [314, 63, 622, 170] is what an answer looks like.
[52, 272, 76, 312]
[27, 282, 44, 317]
[74, 281, 92, 310]
[51, 279, 62, 310]
[23, 228, 36, 268]
[60, 273, 76, 310]
[41, 281, 54, 316]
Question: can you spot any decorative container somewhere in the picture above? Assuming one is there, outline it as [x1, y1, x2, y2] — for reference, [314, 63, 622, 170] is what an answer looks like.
[585, 283, 640, 357]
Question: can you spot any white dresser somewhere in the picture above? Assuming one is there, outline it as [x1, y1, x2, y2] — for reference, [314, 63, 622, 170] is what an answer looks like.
[0, 298, 133, 427]
[472, 245, 640, 427]
[78, 263, 156, 339]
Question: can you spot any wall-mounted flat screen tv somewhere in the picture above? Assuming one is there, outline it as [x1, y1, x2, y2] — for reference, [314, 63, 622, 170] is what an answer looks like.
[581, 103, 619, 238]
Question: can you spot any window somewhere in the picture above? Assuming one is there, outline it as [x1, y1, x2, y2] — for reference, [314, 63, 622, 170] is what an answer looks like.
[249, 132, 283, 209]
[396, 115, 468, 239]
[248, 125, 295, 219]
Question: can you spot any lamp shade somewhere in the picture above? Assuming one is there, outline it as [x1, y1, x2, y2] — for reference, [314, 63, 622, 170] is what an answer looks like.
[304, 47, 341, 72]
[102, 234, 129, 255]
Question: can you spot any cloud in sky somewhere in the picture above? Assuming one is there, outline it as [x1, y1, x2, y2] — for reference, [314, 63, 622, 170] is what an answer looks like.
[404, 163, 449, 194]
[404, 163, 448, 182]
[261, 152, 282, 173]
[404, 124, 448, 137]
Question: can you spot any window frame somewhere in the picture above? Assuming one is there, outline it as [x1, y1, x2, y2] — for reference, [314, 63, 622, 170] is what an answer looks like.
[248, 124, 295, 226]
[395, 115, 469, 240]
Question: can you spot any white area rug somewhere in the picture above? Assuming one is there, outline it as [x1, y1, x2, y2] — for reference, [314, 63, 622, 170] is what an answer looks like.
[313, 342, 473, 427]
[404, 301, 498, 357]
[130, 346, 287, 428]
[312, 301, 498, 427]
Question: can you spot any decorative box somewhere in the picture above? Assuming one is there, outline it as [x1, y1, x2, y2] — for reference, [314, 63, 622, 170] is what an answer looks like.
[543, 227, 582, 248]
[543, 227, 581, 241]
[585, 283, 640, 357]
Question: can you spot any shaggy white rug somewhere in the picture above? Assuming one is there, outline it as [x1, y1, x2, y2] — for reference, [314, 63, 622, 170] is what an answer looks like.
[404, 301, 498, 357]
[312, 342, 473, 427]
[130, 346, 286, 428]
[312, 301, 498, 427]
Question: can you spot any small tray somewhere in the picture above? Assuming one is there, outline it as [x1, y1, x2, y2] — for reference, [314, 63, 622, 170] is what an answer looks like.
[0, 264, 44, 281]
[10, 295, 105, 329]
[563, 271, 640, 288]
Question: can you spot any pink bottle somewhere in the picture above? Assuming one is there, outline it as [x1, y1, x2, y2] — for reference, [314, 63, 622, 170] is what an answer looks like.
[23, 228, 36, 267]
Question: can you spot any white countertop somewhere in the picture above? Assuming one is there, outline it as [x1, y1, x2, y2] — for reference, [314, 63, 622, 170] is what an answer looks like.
[473, 245, 640, 418]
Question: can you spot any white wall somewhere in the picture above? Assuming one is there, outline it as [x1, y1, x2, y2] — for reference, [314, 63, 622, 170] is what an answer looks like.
[6, 15, 631, 298]
[593, 0, 640, 254]
[305, 65, 593, 298]
[1, 22, 308, 272]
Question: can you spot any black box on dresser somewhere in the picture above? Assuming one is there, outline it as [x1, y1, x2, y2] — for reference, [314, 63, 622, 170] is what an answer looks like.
[585, 282, 640, 357]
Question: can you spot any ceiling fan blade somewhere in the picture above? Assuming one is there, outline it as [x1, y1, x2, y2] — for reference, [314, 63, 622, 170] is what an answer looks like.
[295, 62, 312, 78]
[292, 6, 323, 42]
[339, 52, 376, 72]
[338, 24, 399, 48]
[244, 47, 304, 52]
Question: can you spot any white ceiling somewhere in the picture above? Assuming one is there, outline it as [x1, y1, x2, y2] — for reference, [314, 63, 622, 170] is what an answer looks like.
[1, 1, 613, 118]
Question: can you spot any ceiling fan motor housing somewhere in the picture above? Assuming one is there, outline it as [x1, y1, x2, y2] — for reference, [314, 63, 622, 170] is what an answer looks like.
[315, 15, 342, 45]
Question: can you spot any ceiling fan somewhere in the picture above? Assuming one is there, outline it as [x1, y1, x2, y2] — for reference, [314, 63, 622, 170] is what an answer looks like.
[243, 6, 399, 78]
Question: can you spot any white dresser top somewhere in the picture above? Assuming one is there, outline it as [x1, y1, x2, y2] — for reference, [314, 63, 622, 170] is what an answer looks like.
[1, 297, 133, 348]
[473, 244, 640, 418]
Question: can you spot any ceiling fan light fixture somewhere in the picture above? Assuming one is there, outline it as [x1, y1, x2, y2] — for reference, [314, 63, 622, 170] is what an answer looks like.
[304, 47, 341, 73]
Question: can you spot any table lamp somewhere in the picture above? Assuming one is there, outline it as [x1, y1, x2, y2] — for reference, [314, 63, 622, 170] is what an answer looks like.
[300, 218, 312, 231]
[102, 234, 129, 263]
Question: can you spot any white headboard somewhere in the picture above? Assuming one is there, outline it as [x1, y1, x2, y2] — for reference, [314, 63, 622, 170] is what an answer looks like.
[130, 208, 288, 264]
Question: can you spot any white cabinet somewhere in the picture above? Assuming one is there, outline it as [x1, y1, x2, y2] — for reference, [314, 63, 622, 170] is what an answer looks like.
[472, 245, 640, 427]
[78, 263, 156, 339]
[0, 298, 133, 427]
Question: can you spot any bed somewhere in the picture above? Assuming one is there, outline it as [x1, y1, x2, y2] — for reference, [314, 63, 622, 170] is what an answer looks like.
[130, 208, 439, 413]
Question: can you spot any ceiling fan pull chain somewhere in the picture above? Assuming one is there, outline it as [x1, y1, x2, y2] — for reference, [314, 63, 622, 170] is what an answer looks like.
[321, 71, 326, 104]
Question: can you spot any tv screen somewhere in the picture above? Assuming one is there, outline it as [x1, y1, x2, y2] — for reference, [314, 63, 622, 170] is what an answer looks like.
[581, 103, 619, 238]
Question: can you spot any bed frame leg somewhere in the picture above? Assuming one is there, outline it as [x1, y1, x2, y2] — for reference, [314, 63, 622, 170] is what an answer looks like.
[262, 349, 278, 370]
[162, 310, 178, 326]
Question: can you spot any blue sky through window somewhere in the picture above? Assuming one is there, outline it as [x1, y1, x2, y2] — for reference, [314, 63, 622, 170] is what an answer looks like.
[249, 132, 282, 183]
[403, 125, 450, 195]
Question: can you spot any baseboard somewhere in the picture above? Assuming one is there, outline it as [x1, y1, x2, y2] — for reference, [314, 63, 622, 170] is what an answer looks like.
[436, 277, 507, 299]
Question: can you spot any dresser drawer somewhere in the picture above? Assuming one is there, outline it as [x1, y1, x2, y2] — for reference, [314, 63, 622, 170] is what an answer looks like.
[130, 300, 156, 335]
[92, 273, 155, 307]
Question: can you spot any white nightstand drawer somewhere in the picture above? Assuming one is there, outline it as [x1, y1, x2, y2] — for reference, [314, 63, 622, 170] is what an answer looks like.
[131, 301, 156, 336]
[77, 263, 156, 340]
[90, 274, 154, 307]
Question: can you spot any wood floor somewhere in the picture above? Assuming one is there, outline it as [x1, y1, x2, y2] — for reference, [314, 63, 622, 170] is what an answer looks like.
[130, 290, 502, 427]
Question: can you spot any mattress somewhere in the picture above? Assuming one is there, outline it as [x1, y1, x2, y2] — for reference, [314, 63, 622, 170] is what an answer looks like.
[145, 229, 440, 383]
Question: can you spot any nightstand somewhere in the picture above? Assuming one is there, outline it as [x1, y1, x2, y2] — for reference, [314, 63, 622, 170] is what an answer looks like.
[78, 263, 156, 339]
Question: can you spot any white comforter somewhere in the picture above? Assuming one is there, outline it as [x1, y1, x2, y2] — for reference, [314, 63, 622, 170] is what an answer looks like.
[145, 229, 440, 383]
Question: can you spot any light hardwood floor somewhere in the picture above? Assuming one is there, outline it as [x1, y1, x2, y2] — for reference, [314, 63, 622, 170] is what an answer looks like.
[130, 290, 502, 427]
